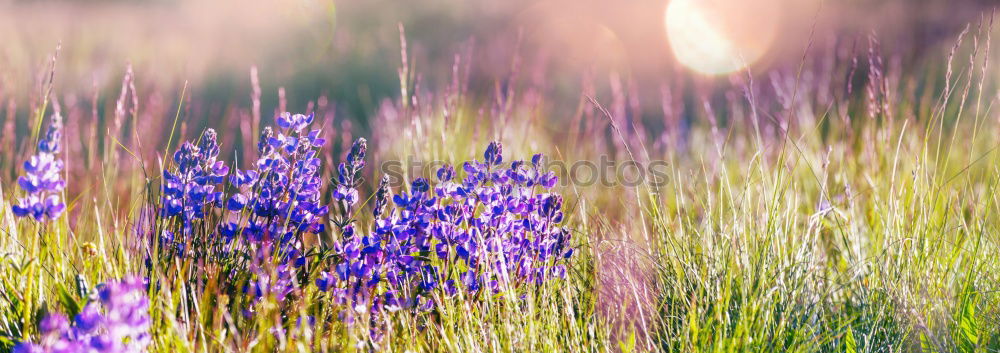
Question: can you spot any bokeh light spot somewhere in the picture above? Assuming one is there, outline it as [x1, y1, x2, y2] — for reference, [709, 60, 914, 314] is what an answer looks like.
[665, 0, 780, 75]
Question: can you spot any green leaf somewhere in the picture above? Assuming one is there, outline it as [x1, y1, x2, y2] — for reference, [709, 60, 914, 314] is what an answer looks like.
[919, 332, 936, 353]
[957, 292, 978, 353]
[56, 282, 82, 319]
[844, 325, 857, 353]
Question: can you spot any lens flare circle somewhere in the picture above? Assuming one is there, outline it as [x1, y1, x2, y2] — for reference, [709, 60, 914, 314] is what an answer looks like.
[665, 0, 780, 75]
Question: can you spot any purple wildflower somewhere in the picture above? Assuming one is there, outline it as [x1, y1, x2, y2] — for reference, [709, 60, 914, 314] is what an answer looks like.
[275, 112, 315, 132]
[11, 114, 66, 221]
[13, 276, 150, 353]
[223, 113, 328, 243]
[316, 140, 575, 319]
[247, 262, 297, 303]
[315, 271, 337, 292]
[332, 138, 367, 228]
[484, 141, 503, 166]
[372, 175, 392, 218]
[160, 128, 228, 235]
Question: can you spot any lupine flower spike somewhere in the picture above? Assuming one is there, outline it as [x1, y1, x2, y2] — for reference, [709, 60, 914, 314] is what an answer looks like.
[220, 113, 329, 302]
[332, 137, 367, 229]
[160, 129, 228, 233]
[12, 114, 66, 222]
[222, 113, 328, 243]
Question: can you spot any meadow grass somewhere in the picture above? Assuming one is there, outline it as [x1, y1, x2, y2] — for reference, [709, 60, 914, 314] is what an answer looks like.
[2, 25, 1000, 353]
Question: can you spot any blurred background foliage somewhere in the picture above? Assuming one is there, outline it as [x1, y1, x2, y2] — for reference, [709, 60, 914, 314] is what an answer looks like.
[1, 0, 994, 127]
[0, 0, 992, 195]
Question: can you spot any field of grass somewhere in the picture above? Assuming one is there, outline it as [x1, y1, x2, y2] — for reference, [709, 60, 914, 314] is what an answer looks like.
[3, 7, 1000, 353]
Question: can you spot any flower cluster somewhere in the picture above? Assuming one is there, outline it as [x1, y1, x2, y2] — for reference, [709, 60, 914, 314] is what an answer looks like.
[222, 113, 328, 243]
[316, 141, 573, 320]
[12, 115, 66, 222]
[219, 113, 331, 305]
[160, 129, 228, 234]
[13, 276, 151, 353]
[141, 114, 575, 337]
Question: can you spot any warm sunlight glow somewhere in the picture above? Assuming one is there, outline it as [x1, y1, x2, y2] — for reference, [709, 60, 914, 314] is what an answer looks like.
[665, 0, 780, 75]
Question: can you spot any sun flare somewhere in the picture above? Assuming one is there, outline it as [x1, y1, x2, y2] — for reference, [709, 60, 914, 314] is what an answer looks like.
[665, 0, 780, 75]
